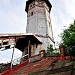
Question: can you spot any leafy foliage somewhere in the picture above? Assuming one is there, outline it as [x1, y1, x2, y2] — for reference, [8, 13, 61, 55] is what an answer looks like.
[47, 45, 60, 56]
[61, 20, 75, 46]
[47, 44, 53, 52]
[60, 20, 75, 56]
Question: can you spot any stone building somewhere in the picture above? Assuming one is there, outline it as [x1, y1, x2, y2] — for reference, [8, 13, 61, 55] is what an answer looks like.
[25, 0, 55, 55]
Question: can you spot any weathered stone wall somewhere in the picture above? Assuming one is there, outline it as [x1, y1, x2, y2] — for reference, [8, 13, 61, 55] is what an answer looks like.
[26, 0, 54, 54]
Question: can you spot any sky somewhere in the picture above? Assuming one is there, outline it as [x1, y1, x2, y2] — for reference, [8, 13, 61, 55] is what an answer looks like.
[0, 0, 75, 63]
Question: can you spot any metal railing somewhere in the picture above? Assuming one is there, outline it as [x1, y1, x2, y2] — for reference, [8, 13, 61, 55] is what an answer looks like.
[0, 54, 29, 73]
[12, 54, 29, 65]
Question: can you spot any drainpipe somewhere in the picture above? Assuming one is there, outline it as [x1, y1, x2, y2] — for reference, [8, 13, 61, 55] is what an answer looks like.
[28, 39, 30, 58]
[11, 37, 16, 68]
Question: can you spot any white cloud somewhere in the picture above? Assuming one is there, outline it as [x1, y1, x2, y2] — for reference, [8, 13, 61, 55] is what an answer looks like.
[50, 0, 75, 43]
[0, 0, 27, 33]
[0, 0, 11, 5]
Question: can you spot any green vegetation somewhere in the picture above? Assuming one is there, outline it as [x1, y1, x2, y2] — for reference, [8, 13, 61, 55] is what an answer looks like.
[47, 44, 53, 52]
[61, 20, 75, 46]
[60, 20, 75, 56]
[47, 44, 60, 56]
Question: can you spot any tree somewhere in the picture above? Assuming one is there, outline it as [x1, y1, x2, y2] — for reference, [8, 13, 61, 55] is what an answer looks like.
[47, 44, 53, 56]
[60, 20, 75, 56]
[47, 44, 53, 52]
[61, 20, 75, 46]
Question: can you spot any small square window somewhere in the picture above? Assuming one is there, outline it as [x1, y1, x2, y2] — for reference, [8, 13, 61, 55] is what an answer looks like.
[33, 3, 35, 6]
[31, 12, 33, 16]
[31, 5, 32, 7]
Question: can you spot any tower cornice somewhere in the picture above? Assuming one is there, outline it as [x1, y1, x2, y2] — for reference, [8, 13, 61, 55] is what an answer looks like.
[25, 0, 52, 13]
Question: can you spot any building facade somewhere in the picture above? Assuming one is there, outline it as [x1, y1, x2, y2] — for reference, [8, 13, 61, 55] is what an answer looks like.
[25, 0, 55, 55]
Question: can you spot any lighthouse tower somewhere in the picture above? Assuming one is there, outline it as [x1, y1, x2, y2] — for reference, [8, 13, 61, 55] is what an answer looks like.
[25, 0, 55, 52]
